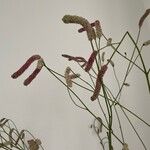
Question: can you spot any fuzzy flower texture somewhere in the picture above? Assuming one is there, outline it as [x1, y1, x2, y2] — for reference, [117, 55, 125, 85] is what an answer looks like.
[62, 15, 102, 41]
[11, 55, 44, 86]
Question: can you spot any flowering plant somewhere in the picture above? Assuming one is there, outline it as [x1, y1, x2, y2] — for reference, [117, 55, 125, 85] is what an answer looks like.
[1, 9, 150, 150]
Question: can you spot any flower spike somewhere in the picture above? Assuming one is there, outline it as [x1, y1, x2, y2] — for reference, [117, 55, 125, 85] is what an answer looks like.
[64, 67, 80, 87]
[11, 55, 41, 79]
[85, 51, 97, 72]
[139, 8, 150, 28]
[62, 15, 95, 41]
[11, 55, 44, 86]
[91, 65, 108, 101]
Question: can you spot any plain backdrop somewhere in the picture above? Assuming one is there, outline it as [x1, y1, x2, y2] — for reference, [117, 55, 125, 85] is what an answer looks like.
[0, 0, 150, 150]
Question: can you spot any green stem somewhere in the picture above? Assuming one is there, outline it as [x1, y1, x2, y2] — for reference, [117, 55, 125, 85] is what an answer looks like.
[121, 108, 147, 150]
[102, 32, 144, 72]
[44, 63, 123, 145]
[46, 66, 150, 127]
[127, 31, 150, 93]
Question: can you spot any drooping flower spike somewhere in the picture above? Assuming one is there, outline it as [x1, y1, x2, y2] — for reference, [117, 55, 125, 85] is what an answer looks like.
[62, 15, 95, 41]
[139, 8, 150, 28]
[11, 55, 44, 86]
[94, 20, 102, 38]
[11, 55, 41, 79]
[85, 51, 97, 72]
[62, 54, 87, 68]
[24, 58, 44, 86]
[91, 64, 108, 101]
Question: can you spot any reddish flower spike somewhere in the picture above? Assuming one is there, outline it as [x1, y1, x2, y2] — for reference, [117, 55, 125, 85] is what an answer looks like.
[85, 51, 97, 72]
[91, 78, 102, 101]
[23, 58, 44, 86]
[62, 54, 86, 63]
[98, 64, 108, 78]
[23, 68, 41, 86]
[91, 65, 108, 101]
[139, 9, 150, 28]
[62, 54, 76, 61]
[11, 55, 41, 79]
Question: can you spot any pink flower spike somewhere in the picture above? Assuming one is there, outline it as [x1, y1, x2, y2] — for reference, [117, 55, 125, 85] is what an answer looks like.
[91, 64, 108, 101]
[23, 68, 41, 86]
[62, 54, 87, 64]
[11, 55, 41, 79]
[91, 79, 102, 101]
[99, 64, 108, 78]
[85, 51, 97, 72]
[23, 58, 44, 86]
[62, 54, 75, 61]
[139, 9, 150, 28]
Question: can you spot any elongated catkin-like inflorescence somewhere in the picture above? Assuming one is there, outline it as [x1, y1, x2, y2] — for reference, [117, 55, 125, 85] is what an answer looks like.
[85, 51, 97, 72]
[11, 55, 44, 86]
[11, 55, 41, 79]
[62, 15, 94, 41]
[24, 69, 41, 86]
[91, 65, 108, 101]
[64, 67, 72, 87]
[24, 58, 44, 86]
[62, 54, 76, 61]
[62, 54, 87, 68]
[139, 9, 150, 28]
[62, 54, 86, 63]
[95, 20, 102, 38]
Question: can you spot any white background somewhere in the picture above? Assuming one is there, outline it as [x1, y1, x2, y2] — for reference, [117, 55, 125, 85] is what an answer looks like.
[0, 0, 150, 149]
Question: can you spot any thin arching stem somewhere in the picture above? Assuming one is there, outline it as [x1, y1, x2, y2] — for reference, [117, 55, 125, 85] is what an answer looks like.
[44, 63, 123, 145]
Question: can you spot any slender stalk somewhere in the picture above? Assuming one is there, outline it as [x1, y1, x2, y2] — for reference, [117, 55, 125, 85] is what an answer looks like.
[88, 73, 109, 125]
[91, 39, 113, 149]
[93, 118, 105, 150]
[115, 30, 141, 100]
[126, 31, 150, 93]
[121, 108, 147, 150]
[43, 66, 150, 127]
[102, 32, 144, 72]
[44, 63, 123, 144]
[67, 87, 86, 110]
